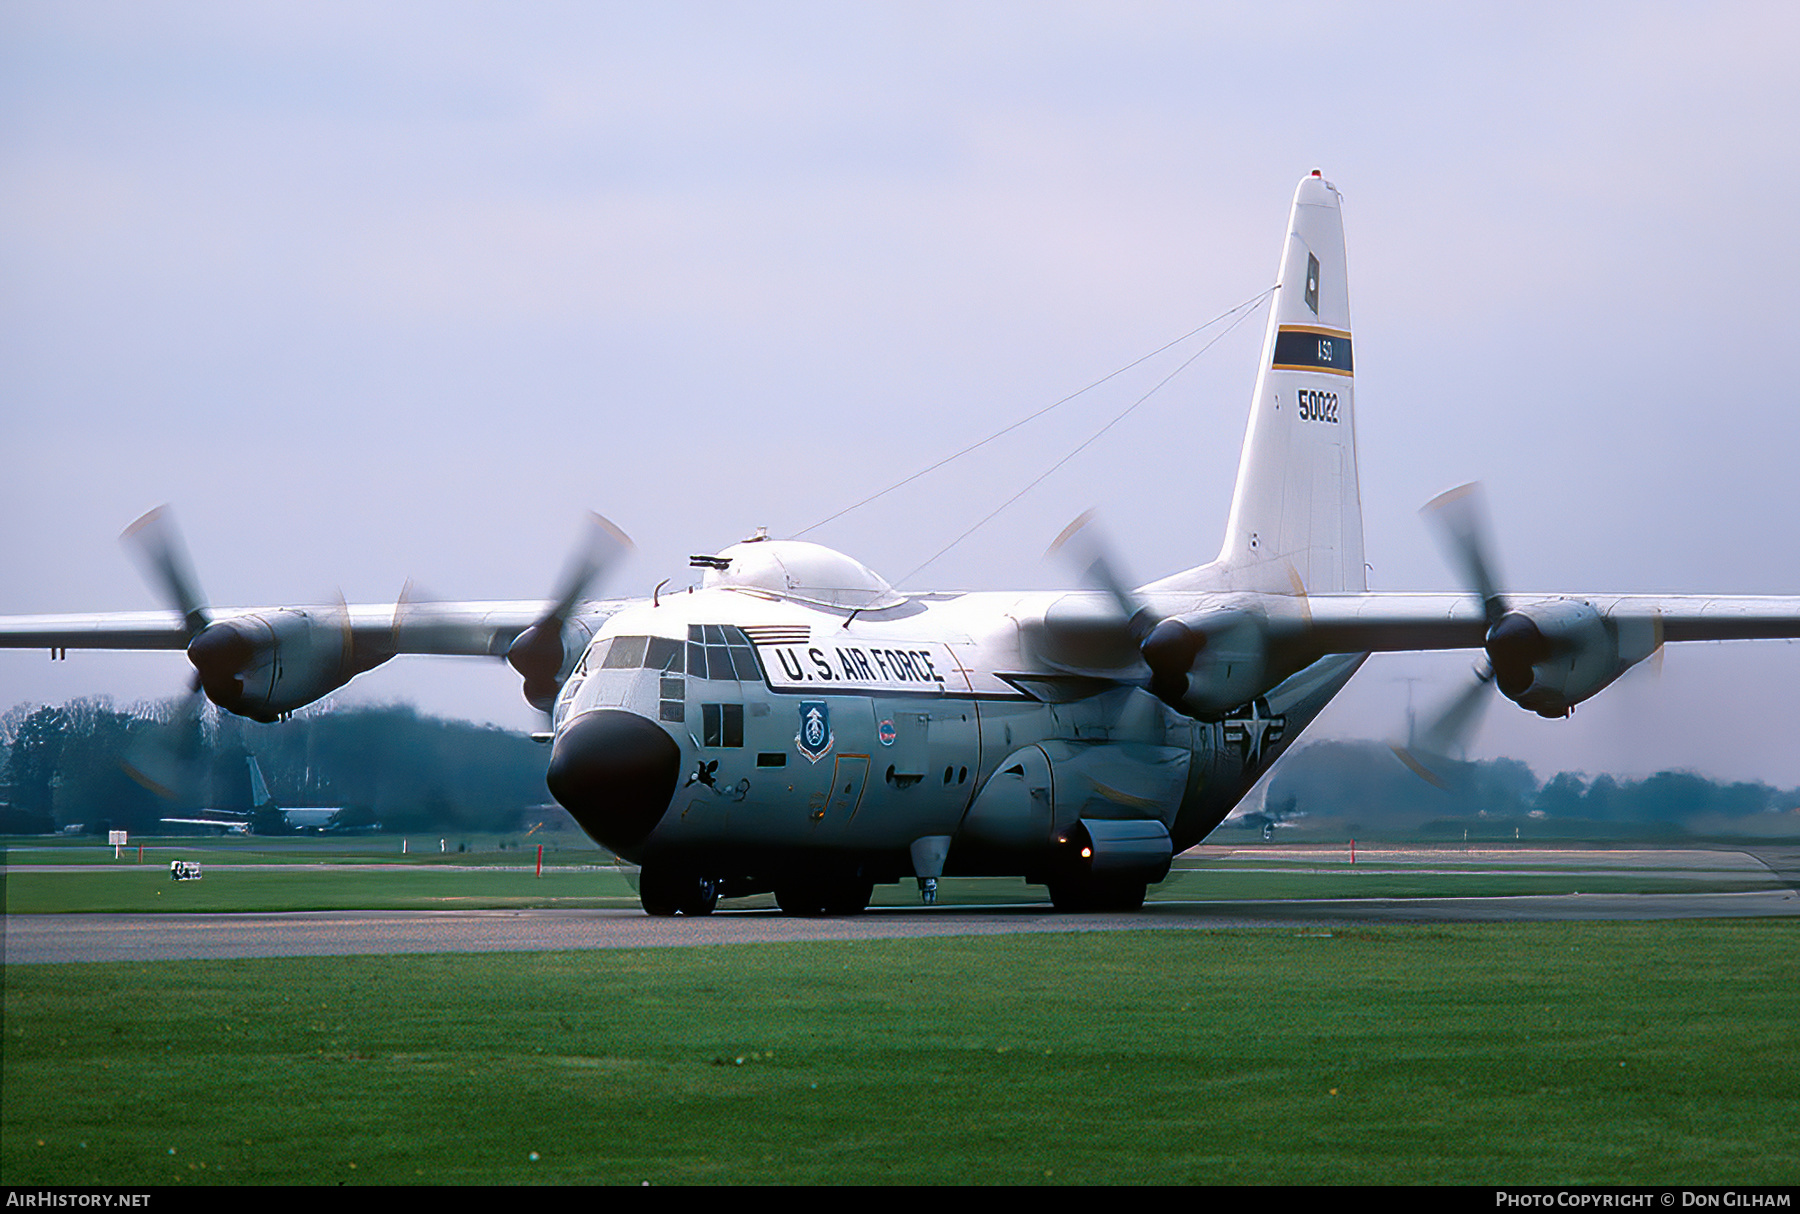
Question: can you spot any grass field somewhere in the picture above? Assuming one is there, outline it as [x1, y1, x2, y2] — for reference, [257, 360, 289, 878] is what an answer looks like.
[3, 922, 1796, 1185]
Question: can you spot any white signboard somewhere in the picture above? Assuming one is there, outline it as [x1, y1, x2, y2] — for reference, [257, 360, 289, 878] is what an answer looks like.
[755, 640, 959, 695]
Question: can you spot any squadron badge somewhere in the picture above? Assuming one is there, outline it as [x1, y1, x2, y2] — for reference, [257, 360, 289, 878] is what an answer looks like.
[796, 700, 833, 763]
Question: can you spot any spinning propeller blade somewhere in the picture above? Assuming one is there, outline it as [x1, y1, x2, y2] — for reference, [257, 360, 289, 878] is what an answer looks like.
[120, 506, 212, 639]
[1047, 510, 1151, 637]
[508, 512, 634, 714]
[1395, 483, 1507, 784]
[121, 686, 209, 804]
[1421, 482, 1507, 628]
[117, 506, 217, 799]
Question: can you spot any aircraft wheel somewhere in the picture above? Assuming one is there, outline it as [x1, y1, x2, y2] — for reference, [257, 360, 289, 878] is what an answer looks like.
[1103, 878, 1148, 912]
[640, 869, 717, 917]
[820, 877, 873, 916]
[679, 876, 719, 917]
[1048, 875, 1147, 913]
[775, 877, 872, 917]
[774, 882, 827, 917]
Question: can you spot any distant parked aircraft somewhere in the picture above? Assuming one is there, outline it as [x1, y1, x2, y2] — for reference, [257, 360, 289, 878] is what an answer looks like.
[160, 753, 346, 834]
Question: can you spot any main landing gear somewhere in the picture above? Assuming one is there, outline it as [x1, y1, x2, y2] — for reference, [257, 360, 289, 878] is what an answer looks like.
[638, 870, 719, 917]
[772, 876, 874, 918]
[636, 868, 874, 917]
[1045, 873, 1148, 913]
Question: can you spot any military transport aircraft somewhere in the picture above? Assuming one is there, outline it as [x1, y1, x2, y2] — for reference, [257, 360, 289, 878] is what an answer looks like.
[6, 171, 1800, 916]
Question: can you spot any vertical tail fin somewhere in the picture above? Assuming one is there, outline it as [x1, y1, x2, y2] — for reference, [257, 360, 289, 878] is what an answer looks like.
[1205, 172, 1366, 594]
[247, 755, 273, 808]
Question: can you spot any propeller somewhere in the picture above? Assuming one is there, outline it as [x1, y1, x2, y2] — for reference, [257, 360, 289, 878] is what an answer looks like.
[1420, 482, 1508, 629]
[1043, 511, 1160, 678]
[1391, 482, 1507, 786]
[122, 687, 211, 803]
[1044, 510, 1231, 710]
[121, 505, 212, 642]
[507, 512, 634, 713]
[118, 506, 213, 802]
[1390, 659, 1495, 789]
[1046, 510, 1154, 639]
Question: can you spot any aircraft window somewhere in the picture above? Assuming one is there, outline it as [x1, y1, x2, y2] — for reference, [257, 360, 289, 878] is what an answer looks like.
[646, 636, 683, 673]
[683, 627, 762, 682]
[659, 701, 684, 723]
[728, 646, 761, 680]
[702, 641, 730, 680]
[602, 636, 649, 668]
[701, 703, 744, 748]
[582, 641, 609, 671]
[714, 648, 739, 681]
[660, 676, 684, 699]
[757, 752, 786, 768]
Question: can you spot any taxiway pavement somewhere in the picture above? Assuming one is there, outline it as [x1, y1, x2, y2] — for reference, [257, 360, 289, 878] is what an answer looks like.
[5, 887, 1795, 964]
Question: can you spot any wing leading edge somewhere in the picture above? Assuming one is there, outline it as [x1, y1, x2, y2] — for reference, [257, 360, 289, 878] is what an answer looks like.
[0, 601, 562, 658]
[1297, 593, 1800, 653]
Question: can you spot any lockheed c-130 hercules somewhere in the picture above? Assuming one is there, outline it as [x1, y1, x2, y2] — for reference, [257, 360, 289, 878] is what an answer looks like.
[7, 171, 1800, 916]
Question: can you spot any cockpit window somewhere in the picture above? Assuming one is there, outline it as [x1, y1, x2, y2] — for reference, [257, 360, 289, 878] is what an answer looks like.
[645, 635, 683, 673]
[727, 645, 759, 680]
[686, 624, 764, 682]
[601, 635, 649, 669]
[588, 629, 760, 681]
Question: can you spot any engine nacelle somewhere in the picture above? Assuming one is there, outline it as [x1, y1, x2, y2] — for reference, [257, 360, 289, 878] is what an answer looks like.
[508, 616, 598, 714]
[1141, 608, 1271, 719]
[1485, 599, 1655, 718]
[188, 610, 391, 722]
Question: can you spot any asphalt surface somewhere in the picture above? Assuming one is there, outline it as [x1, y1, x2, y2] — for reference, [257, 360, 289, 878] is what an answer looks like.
[5, 887, 1795, 964]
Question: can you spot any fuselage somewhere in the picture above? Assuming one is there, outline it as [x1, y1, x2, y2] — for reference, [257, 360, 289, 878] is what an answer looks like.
[543, 544, 1362, 894]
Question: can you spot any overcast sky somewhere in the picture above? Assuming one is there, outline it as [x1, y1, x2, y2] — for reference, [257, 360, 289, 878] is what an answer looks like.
[4, 1, 1799, 789]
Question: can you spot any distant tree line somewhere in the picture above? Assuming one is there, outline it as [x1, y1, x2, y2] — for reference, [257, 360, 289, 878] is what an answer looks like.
[1240, 739, 1800, 841]
[0, 699, 551, 836]
[9, 699, 1798, 842]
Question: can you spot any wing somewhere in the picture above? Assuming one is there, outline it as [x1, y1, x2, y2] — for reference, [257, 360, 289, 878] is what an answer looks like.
[1297, 591, 1800, 720]
[0, 601, 554, 657]
[1299, 593, 1800, 653]
[1113, 587, 1800, 723]
[0, 505, 638, 720]
[0, 599, 628, 722]
[1303, 587, 1800, 652]
[0, 610, 196, 651]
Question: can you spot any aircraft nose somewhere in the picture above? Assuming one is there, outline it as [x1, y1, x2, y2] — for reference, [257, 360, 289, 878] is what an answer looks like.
[546, 710, 682, 851]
